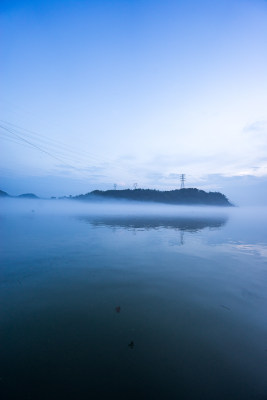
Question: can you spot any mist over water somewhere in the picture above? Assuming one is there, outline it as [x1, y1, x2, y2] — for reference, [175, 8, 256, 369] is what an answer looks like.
[1, 199, 267, 399]
[0, 197, 233, 216]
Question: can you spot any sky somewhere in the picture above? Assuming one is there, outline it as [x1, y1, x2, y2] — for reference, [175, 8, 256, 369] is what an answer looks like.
[0, 0, 267, 204]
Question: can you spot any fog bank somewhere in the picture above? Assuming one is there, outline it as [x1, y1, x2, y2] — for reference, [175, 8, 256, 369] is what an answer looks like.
[0, 197, 235, 218]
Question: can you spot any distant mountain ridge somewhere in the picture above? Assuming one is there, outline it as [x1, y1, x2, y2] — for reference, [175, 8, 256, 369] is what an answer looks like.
[0, 190, 9, 197]
[0, 190, 39, 199]
[18, 193, 39, 199]
[0, 188, 233, 206]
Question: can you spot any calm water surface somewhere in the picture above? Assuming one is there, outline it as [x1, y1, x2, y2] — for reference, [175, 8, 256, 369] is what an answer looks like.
[0, 201, 267, 399]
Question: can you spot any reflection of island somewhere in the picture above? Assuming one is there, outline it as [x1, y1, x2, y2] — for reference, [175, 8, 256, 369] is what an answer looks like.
[79, 215, 228, 232]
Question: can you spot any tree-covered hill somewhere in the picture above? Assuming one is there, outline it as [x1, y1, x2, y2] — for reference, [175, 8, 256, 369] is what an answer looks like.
[75, 188, 233, 206]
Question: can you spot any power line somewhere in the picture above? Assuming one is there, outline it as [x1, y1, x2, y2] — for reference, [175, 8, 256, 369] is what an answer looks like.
[0, 121, 140, 188]
[0, 124, 76, 167]
[0, 120, 130, 176]
[0, 119, 125, 170]
[0, 120, 105, 165]
[0, 124, 99, 180]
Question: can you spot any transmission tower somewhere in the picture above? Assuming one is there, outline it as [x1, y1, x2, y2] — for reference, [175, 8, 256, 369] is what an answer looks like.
[113, 183, 117, 190]
[180, 174, 186, 189]
[133, 182, 138, 190]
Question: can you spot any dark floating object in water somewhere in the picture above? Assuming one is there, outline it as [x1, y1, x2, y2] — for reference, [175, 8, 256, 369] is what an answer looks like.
[220, 304, 231, 311]
[115, 306, 121, 313]
[128, 341, 134, 349]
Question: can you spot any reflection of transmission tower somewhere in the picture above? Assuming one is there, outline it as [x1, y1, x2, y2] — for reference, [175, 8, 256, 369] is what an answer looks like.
[180, 231, 184, 245]
[180, 174, 186, 189]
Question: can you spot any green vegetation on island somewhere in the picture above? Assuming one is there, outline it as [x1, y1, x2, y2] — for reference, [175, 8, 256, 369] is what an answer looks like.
[75, 188, 233, 206]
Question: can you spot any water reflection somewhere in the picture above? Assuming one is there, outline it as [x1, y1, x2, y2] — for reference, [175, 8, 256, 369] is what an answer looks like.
[1, 210, 267, 399]
[227, 242, 267, 258]
[78, 214, 228, 232]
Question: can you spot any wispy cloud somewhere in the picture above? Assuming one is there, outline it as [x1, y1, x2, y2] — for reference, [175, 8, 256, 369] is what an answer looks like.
[243, 120, 267, 133]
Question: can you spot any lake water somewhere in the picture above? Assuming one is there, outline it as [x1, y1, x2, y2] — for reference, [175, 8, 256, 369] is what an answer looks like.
[1, 200, 267, 399]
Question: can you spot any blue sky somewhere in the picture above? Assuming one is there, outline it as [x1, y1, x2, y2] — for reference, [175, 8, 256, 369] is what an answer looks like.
[1, 0, 267, 204]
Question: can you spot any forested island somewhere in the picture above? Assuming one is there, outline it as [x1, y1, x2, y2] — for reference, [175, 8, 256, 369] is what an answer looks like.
[75, 188, 233, 206]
